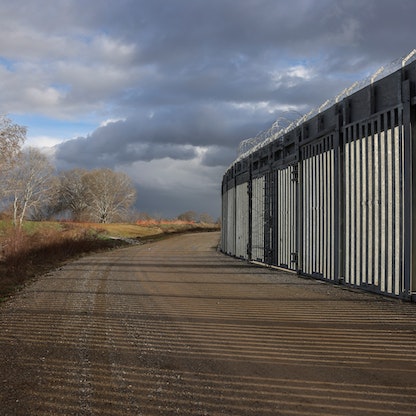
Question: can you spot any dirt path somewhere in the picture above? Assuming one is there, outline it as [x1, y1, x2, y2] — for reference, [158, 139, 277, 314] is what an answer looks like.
[0, 231, 415, 415]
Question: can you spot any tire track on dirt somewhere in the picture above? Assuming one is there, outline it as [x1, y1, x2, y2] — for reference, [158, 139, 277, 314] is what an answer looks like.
[0, 231, 415, 415]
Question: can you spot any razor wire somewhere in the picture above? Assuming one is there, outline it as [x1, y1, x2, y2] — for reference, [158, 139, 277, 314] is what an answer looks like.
[236, 49, 416, 162]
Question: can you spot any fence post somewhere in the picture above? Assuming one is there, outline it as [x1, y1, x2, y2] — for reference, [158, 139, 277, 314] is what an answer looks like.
[333, 108, 343, 283]
[402, 78, 414, 297]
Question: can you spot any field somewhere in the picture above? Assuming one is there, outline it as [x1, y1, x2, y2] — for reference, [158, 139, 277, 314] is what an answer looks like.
[0, 220, 219, 299]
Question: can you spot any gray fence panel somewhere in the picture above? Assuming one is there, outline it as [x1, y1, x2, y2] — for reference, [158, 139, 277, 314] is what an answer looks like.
[276, 166, 297, 270]
[226, 187, 236, 256]
[221, 191, 228, 253]
[235, 183, 249, 259]
[343, 109, 404, 296]
[252, 176, 265, 262]
[301, 141, 335, 280]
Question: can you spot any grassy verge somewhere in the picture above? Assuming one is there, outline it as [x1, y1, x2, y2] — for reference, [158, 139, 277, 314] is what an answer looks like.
[0, 220, 219, 300]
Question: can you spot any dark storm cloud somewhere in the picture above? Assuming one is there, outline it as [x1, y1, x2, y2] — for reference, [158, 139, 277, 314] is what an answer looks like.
[200, 146, 237, 168]
[3, 0, 416, 216]
[54, 103, 275, 169]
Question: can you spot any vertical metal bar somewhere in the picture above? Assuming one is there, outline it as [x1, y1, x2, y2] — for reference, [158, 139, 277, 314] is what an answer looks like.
[221, 188, 227, 253]
[292, 166, 296, 269]
[402, 79, 412, 297]
[308, 150, 313, 275]
[298, 157, 303, 274]
[356, 124, 364, 285]
[398, 108, 404, 294]
[244, 182, 249, 259]
[324, 145, 329, 279]
[334, 115, 342, 283]
[308, 150, 312, 275]
[284, 168, 289, 266]
[293, 165, 298, 270]
[287, 167, 291, 268]
[227, 186, 235, 256]
[325, 142, 330, 278]
[365, 124, 370, 285]
[310, 149, 315, 273]
[262, 175, 265, 262]
[304, 152, 310, 274]
[352, 125, 358, 285]
[308, 150, 313, 273]
[248, 164, 253, 261]
[391, 112, 397, 294]
[330, 143, 335, 280]
[368, 121, 375, 287]
[264, 172, 271, 264]
[380, 113, 387, 292]
[370, 120, 376, 286]
[314, 148, 318, 274]
[303, 148, 312, 274]
[271, 170, 275, 265]
[394, 119, 402, 295]
[319, 148, 324, 275]
[236, 184, 241, 258]
[288, 167, 290, 267]
[303, 154, 307, 273]
[319, 145, 327, 277]
[349, 126, 354, 284]
[280, 169, 283, 266]
[362, 124, 368, 286]
[345, 126, 351, 284]
[375, 115, 381, 290]
[315, 148, 320, 274]
[279, 169, 284, 266]
[387, 112, 393, 294]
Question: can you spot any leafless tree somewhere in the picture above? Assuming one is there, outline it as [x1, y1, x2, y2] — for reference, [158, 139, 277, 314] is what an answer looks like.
[177, 210, 197, 222]
[4, 148, 55, 228]
[83, 168, 137, 223]
[57, 169, 90, 221]
[198, 213, 214, 224]
[0, 114, 26, 175]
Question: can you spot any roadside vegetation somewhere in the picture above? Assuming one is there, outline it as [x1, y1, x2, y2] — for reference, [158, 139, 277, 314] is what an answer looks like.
[0, 114, 220, 300]
[0, 218, 219, 300]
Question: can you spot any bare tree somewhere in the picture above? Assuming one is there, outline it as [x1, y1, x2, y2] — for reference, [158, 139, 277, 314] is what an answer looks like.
[4, 148, 55, 227]
[177, 210, 197, 222]
[29, 175, 61, 221]
[0, 114, 26, 174]
[199, 213, 214, 224]
[83, 168, 137, 223]
[57, 169, 90, 221]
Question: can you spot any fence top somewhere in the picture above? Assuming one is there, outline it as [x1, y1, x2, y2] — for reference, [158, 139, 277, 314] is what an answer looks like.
[233, 50, 416, 166]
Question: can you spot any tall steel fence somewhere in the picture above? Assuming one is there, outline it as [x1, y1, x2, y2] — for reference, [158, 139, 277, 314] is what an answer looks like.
[221, 59, 416, 301]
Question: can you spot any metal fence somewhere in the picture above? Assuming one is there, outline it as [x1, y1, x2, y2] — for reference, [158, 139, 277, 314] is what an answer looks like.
[221, 59, 416, 301]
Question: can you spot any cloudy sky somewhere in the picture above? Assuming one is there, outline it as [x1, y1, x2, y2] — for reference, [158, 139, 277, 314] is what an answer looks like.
[1, 0, 415, 218]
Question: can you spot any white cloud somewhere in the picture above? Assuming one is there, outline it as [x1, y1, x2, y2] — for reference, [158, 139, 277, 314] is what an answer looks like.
[24, 135, 64, 148]
[99, 118, 127, 127]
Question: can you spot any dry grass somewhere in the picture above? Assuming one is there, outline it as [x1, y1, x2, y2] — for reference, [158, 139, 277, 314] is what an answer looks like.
[0, 220, 219, 299]
[0, 224, 126, 298]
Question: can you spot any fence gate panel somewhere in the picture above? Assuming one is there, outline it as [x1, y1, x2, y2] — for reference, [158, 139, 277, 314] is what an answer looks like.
[235, 183, 249, 259]
[301, 137, 335, 280]
[221, 190, 228, 253]
[274, 166, 298, 270]
[251, 176, 265, 262]
[226, 186, 236, 256]
[343, 108, 404, 296]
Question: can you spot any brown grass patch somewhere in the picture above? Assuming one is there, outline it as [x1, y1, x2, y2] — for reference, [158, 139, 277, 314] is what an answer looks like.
[0, 224, 126, 299]
[0, 220, 220, 300]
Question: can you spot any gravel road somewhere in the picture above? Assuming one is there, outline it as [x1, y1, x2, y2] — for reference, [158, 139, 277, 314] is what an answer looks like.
[0, 231, 416, 415]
